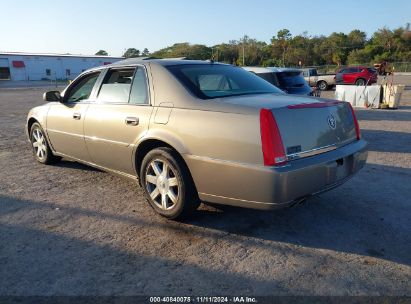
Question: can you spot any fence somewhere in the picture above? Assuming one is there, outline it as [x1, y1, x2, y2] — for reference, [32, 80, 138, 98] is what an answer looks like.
[0, 71, 70, 89]
[300, 62, 411, 74]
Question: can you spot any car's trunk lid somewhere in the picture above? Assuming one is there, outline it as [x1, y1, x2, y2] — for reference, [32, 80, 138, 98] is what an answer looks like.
[219, 93, 358, 160]
[271, 101, 357, 160]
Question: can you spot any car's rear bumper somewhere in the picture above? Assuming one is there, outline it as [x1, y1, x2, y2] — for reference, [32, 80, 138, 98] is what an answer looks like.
[185, 139, 368, 209]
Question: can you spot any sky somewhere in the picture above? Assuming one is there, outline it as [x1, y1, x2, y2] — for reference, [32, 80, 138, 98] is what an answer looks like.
[1, 0, 410, 57]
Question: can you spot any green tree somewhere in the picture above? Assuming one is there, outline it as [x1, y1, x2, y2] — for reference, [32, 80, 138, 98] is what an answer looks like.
[347, 30, 367, 48]
[123, 48, 140, 58]
[142, 48, 150, 56]
[95, 50, 108, 56]
[147, 24, 411, 68]
[151, 43, 211, 60]
[271, 29, 292, 66]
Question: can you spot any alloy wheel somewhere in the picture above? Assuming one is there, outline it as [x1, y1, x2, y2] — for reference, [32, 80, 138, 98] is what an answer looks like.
[32, 128, 47, 161]
[319, 81, 327, 91]
[145, 158, 179, 210]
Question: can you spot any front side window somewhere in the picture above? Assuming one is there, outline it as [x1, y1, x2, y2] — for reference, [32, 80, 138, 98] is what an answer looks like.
[97, 68, 135, 103]
[166, 64, 283, 99]
[66, 72, 100, 102]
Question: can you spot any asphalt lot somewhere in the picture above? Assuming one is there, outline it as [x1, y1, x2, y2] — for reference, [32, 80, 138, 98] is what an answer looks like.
[0, 82, 410, 296]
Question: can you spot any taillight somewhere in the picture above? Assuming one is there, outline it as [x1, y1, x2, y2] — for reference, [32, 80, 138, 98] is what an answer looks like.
[260, 109, 287, 166]
[348, 103, 361, 140]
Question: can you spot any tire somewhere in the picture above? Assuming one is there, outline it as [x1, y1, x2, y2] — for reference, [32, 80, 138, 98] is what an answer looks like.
[355, 78, 366, 86]
[30, 122, 61, 164]
[140, 147, 200, 219]
[317, 80, 328, 91]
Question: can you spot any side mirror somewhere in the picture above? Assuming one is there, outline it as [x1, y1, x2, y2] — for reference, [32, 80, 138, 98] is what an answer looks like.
[43, 91, 61, 102]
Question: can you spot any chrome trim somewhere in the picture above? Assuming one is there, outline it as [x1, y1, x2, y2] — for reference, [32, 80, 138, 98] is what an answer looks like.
[46, 129, 83, 139]
[84, 135, 131, 147]
[46, 129, 132, 147]
[287, 138, 356, 160]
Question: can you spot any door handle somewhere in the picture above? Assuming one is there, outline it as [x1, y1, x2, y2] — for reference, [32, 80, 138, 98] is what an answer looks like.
[125, 117, 139, 126]
[73, 112, 81, 120]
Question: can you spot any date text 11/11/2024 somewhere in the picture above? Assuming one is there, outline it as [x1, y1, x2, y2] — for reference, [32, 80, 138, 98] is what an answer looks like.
[149, 296, 257, 303]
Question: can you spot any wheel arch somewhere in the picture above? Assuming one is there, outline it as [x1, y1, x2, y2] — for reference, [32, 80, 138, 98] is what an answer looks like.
[134, 137, 197, 192]
[27, 117, 39, 136]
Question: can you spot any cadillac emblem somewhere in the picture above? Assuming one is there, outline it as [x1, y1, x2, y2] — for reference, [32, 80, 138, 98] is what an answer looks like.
[327, 114, 336, 129]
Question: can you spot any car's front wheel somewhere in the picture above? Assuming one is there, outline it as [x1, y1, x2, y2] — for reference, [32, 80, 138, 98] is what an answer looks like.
[30, 122, 61, 164]
[140, 147, 200, 219]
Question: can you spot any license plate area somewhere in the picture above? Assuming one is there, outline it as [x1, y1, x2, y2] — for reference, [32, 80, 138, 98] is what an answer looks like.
[326, 155, 354, 184]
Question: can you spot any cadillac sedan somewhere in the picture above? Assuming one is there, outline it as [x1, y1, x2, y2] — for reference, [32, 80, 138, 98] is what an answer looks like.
[26, 59, 368, 219]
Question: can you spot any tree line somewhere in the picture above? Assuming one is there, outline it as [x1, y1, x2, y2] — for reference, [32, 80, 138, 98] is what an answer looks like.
[95, 24, 411, 67]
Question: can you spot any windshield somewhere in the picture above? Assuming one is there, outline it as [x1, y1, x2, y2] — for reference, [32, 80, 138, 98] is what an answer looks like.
[166, 64, 283, 99]
[276, 71, 307, 88]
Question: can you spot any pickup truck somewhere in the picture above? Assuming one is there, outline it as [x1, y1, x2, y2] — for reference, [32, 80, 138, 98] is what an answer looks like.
[302, 68, 336, 91]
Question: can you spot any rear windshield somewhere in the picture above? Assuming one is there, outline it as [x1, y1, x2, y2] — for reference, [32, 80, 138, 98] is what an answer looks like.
[165, 64, 283, 99]
[276, 71, 306, 88]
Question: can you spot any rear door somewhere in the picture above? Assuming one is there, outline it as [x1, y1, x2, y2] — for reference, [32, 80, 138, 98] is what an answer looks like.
[83, 65, 153, 175]
[46, 71, 101, 161]
[343, 67, 359, 84]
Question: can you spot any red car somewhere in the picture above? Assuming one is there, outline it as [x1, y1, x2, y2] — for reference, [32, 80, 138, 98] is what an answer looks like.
[335, 66, 378, 86]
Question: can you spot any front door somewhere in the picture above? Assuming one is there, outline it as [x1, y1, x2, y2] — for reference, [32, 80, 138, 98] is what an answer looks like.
[46, 71, 101, 162]
[84, 66, 153, 175]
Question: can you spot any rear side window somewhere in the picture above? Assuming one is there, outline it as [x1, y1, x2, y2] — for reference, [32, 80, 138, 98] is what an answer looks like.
[310, 69, 318, 76]
[97, 68, 135, 103]
[129, 67, 149, 104]
[166, 64, 283, 99]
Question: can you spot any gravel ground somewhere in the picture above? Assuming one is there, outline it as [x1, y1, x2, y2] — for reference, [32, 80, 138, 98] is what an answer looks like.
[0, 83, 410, 296]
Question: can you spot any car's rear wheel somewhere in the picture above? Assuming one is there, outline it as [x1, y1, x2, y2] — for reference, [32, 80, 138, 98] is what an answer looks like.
[30, 122, 61, 164]
[317, 80, 328, 91]
[355, 78, 366, 86]
[140, 147, 200, 219]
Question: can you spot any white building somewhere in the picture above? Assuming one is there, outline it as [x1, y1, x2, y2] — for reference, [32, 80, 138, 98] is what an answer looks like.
[0, 52, 123, 81]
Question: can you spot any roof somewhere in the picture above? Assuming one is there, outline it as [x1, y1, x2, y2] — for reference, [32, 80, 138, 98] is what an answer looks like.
[110, 58, 229, 67]
[0, 51, 123, 59]
[242, 66, 302, 73]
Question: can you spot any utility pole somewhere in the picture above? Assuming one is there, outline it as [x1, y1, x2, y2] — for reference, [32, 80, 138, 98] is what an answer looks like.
[242, 41, 245, 66]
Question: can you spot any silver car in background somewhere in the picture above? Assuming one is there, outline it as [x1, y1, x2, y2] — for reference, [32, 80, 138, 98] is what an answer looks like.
[27, 59, 367, 219]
